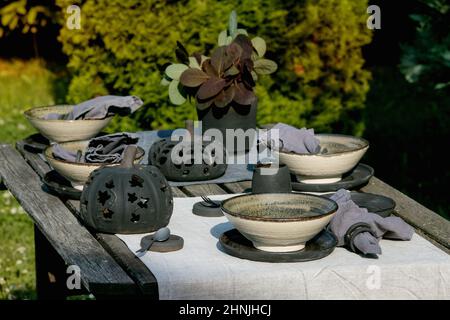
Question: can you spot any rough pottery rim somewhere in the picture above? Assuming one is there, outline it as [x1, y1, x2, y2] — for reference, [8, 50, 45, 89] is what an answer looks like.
[24, 105, 114, 122]
[277, 134, 369, 156]
[221, 193, 338, 222]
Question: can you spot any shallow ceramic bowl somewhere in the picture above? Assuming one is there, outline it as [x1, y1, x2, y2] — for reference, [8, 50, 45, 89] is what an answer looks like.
[44, 140, 144, 189]
[221, 193, 337, 253]
[24, 105, 113, 142]
[275, 134, 369, 184]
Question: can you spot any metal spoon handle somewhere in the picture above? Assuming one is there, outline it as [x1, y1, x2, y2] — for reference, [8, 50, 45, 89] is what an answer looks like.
[136, 238, 154, 254]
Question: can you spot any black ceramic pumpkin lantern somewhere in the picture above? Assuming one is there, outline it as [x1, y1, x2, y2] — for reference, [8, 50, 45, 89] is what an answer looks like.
[80, 146, 173, 234]
[148, 120, 227, 182]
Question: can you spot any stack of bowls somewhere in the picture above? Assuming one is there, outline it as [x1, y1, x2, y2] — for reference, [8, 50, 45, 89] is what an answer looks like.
[24, 105, 143, 189]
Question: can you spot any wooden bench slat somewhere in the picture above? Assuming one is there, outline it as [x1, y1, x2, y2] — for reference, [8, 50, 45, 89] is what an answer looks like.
[180, 184, 228, 196]
[0, 144, 138, 296]
[221, 181, 252, 194]
[361, 177, 450, 252]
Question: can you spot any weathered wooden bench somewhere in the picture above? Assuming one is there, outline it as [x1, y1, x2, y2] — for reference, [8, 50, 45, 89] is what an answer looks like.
[0, 140, 449, 299]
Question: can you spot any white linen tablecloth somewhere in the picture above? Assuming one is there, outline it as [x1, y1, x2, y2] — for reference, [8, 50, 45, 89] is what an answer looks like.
[117, 195, 450, 300]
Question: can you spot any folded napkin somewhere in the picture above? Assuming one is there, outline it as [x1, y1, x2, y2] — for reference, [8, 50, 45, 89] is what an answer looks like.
[85, 133, 139, 163]
[329, 189, 414, 256]
[260, 123, 320, 154]
[44, 95, 143, 120]
[51, 133, 138, 163]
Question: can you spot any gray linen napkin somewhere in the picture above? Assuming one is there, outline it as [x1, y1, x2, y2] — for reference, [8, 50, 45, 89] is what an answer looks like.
[44, 95, 143, 120]
[329, 189, 414, 255]
[260, 123, 321, 154]
[85, 133, 139, 163]
[52, 133, 138, 163]
[52, 144, 80, 162]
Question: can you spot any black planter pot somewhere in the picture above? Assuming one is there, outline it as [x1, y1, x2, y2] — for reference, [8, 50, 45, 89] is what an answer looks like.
[197, 101, 257, 154]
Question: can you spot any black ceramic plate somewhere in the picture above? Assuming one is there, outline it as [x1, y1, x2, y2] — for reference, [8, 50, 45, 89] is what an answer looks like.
[219, 229, 337, 263]
[192, 201, 223, 217]
[22, 133, 50, 153]
[291, 163, 374, 193]
[43, 170, 82, 200]
[349, 192, 396, 217]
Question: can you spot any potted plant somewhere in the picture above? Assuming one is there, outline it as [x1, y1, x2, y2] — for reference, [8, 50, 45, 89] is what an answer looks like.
[161, 11, 277, 152]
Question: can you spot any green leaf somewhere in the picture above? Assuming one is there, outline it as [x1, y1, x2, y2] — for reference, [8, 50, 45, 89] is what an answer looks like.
[251, 37, 266, 57]
[251, 71, 258, 81]
[189, 56, 201, 69]
[180, 68, 210, 87]
[197, 77, 227, 100]
[168, 80, 186, 105]
[236, 28, 248, 36]
[165, 64, 188, 81]
[228, 10, 237, 38]
[253, 59, 278, 75]
[218, 30, 228, 46]
[224, 65, 239, 77]
[160, 77, 171, 86]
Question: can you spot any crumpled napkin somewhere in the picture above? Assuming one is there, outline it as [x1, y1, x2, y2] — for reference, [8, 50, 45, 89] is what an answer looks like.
[44, 95, 143, 120]
[329, 189, 414, 256]
[52, 133, 138, 163]
[85, 133, 138, 163]
[259, 123, 321, 154]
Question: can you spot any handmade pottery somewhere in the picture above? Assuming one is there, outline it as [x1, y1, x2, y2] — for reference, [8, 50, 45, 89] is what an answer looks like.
[251, 162, 292, 194]
[197, 101, 257, 154]
[44, 140, 144, 189]
[220, 229, 337, 262]
[148, 121, 227, 182]
[275, 134, 369, 184]
[291, 163, 374, 192]
[221, 193, 337, 253]
[43, 170, 82, 200]
[24, 105, 112, 142]
[80, 146, 173, 234]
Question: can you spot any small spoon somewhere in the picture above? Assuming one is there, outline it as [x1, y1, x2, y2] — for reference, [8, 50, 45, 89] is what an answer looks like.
[136, 227, 171, 257]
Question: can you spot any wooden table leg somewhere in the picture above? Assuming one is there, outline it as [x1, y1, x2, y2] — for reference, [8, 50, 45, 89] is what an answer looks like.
[34, 225, 70, 300]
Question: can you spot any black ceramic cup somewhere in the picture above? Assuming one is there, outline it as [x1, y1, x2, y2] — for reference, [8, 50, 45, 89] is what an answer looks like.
[251, 162, 292, 194]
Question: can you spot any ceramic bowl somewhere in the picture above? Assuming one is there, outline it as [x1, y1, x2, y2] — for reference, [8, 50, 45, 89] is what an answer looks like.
[274, 134, 369, 184]
[221, 193, 337, 253]
[24, 105, 113, 142]
[44, 140, 145, 189]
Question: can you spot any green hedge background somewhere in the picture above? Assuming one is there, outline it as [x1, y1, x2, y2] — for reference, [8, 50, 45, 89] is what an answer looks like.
[56, 0, 372, 135]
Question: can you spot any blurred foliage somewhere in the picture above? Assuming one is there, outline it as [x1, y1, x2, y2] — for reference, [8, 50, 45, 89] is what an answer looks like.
[0, 0, 55, 38]
[400, 0, 450, 90]
[364, 66, 450, 219]
[55, 0, 372, 134]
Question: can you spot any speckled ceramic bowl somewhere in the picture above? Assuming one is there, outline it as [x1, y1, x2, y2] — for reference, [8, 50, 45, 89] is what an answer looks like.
[274, 134, 369, 184]
[221, 193, 337, 253]
[44, 140, 144, 189]
[24, 105, 113, 142]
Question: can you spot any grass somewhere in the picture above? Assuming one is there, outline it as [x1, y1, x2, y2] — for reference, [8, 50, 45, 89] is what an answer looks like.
[0, 59, 56, 299]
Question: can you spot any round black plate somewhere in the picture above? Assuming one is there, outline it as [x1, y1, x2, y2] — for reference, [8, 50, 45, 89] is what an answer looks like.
[323, 191, 396, 217]
[291, 163, 374, 192]
[350, 192, 396, 217]
[219, 229, 337, 263]
[43, 170, 82, 200]
[192, 201, 223, 217]
[22, 133, 50, 153]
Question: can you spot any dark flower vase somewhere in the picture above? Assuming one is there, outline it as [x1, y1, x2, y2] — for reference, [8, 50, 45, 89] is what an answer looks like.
[197, 101, 257, 154]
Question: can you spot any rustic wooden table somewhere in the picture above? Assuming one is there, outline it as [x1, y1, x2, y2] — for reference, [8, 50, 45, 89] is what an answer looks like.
[0, 139, 449, 299]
